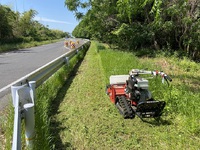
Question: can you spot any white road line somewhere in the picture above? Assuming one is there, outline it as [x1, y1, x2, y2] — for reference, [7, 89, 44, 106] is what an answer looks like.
[64, 46, 71, 51]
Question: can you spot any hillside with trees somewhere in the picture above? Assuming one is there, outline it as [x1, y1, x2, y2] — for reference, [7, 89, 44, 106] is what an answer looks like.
[0, 5, 70, 45]
[65, 0, 200, 61]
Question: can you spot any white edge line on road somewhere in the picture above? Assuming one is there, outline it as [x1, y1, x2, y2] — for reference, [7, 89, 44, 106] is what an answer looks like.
[0, 40, 88, 94]
[64, 46, 71, 51]
[0, 50, 72, 93]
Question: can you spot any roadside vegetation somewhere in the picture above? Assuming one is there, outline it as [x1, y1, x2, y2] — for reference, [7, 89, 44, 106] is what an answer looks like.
[0, 4, 70, 53]
[0, 44, 89, 150]
[65, 0, 200, 61]
[0, 40, 199, 149]
[49, 41, 200, 149]
[0, 0, 199, 149]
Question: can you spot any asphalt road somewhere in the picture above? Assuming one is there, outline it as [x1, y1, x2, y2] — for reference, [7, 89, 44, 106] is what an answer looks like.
[0, 38, 83, 109]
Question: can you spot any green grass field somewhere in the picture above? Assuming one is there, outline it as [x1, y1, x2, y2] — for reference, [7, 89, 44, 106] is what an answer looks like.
[50, 41, 200, 149]
[0, 43, 89, 150]
[0, 41, 199, 149]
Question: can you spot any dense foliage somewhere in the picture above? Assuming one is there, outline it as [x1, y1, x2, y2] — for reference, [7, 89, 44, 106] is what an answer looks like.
[0, 5, 70, 44]
[65, 0, 200, 60]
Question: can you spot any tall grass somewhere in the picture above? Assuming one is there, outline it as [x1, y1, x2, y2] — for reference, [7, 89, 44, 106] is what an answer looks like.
[0, 44, 89, 150]
[99, 43, 200, 135]
[33, 46, 88, 150]
[99, 42, 200, 140]
[51, 41, 199, 149]
[1, 41, 199, 149]
[0, 104, 14, 150]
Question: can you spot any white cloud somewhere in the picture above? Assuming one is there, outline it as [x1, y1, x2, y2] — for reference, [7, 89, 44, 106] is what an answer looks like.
[34, 16, 74, 25]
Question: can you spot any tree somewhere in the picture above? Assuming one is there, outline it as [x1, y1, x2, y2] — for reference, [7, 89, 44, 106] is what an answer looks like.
[0, 5, 14, 41]
[19, 9, 38, 37]
[65, 0, 200, 60]
[0, 5, 66, 44]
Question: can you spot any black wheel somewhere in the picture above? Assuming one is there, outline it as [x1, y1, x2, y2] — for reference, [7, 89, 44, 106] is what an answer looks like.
[116, 96, 135, 119]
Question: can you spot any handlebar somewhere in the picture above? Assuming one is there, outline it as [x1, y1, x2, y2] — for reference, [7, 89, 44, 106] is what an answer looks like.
[129, 69, 172, 83]
[164, 75, 172, 82]
[155, 71, 172, 82]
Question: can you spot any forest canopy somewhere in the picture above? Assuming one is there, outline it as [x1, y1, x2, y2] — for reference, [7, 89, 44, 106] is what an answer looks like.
[65, 0, 200, 60]
[0, 5, 70, 44]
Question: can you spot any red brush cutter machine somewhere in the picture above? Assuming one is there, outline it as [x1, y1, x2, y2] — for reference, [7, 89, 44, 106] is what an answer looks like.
[106, 69, 172, 119]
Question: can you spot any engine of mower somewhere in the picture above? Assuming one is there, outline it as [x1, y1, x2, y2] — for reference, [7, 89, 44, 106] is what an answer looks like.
[106, 69, 172, 120]
[125, 74, 151, 104]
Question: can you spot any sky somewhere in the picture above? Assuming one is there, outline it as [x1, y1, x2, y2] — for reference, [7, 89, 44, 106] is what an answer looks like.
[0, 0, 80, 33]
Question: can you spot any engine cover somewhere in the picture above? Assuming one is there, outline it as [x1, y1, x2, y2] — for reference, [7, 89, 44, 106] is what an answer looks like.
[134, 77, 149, 89]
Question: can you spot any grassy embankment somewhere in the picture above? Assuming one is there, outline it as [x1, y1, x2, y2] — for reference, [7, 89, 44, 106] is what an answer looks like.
[1, 41, 199, 149]
[0, 43, 89, 150]
[0, 39, 62, 53]
[0, 38, 64, 149]
[51, 41, 200, 149]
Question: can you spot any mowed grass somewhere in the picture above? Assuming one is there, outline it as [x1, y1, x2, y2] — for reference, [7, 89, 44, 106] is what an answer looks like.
[0, 43, 90, 150]
[51, 41, 200, 149]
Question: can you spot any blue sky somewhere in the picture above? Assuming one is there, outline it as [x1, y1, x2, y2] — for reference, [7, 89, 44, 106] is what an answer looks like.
[0, 0, 80, 33]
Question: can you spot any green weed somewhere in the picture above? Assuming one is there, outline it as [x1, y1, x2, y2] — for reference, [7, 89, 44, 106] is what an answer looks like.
[0, 44, 89, 150]
[33, 46, 88, 150]
[99, 41, 200, 149]
[51, 41, 200, 149]
[1, 41, 199, 149]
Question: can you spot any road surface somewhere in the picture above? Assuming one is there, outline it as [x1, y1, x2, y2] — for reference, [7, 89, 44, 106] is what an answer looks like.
[0, 38, 83, 109]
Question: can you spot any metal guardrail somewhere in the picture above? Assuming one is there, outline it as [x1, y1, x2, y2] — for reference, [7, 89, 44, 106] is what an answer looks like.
[13, 39, 90, 87]
[11, 81, 35, 150]
[10, 39, 90, 150]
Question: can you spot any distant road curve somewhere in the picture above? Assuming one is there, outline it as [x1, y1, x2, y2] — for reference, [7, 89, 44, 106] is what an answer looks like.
[0, 38, 84, 109]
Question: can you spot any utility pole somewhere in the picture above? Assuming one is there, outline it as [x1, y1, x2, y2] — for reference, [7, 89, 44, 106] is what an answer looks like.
[15, 0, 17, 12]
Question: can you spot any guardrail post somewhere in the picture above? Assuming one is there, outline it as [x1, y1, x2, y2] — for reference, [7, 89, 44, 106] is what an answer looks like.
[11, 84, 26, 108]
[25, 81, 36, 148]
[24, 103, 35, 148]
[11, 81, 36, 150]
[28, 81, 36, 104]
[11, 84, 26, 150]
[65, 57, 69, 66]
